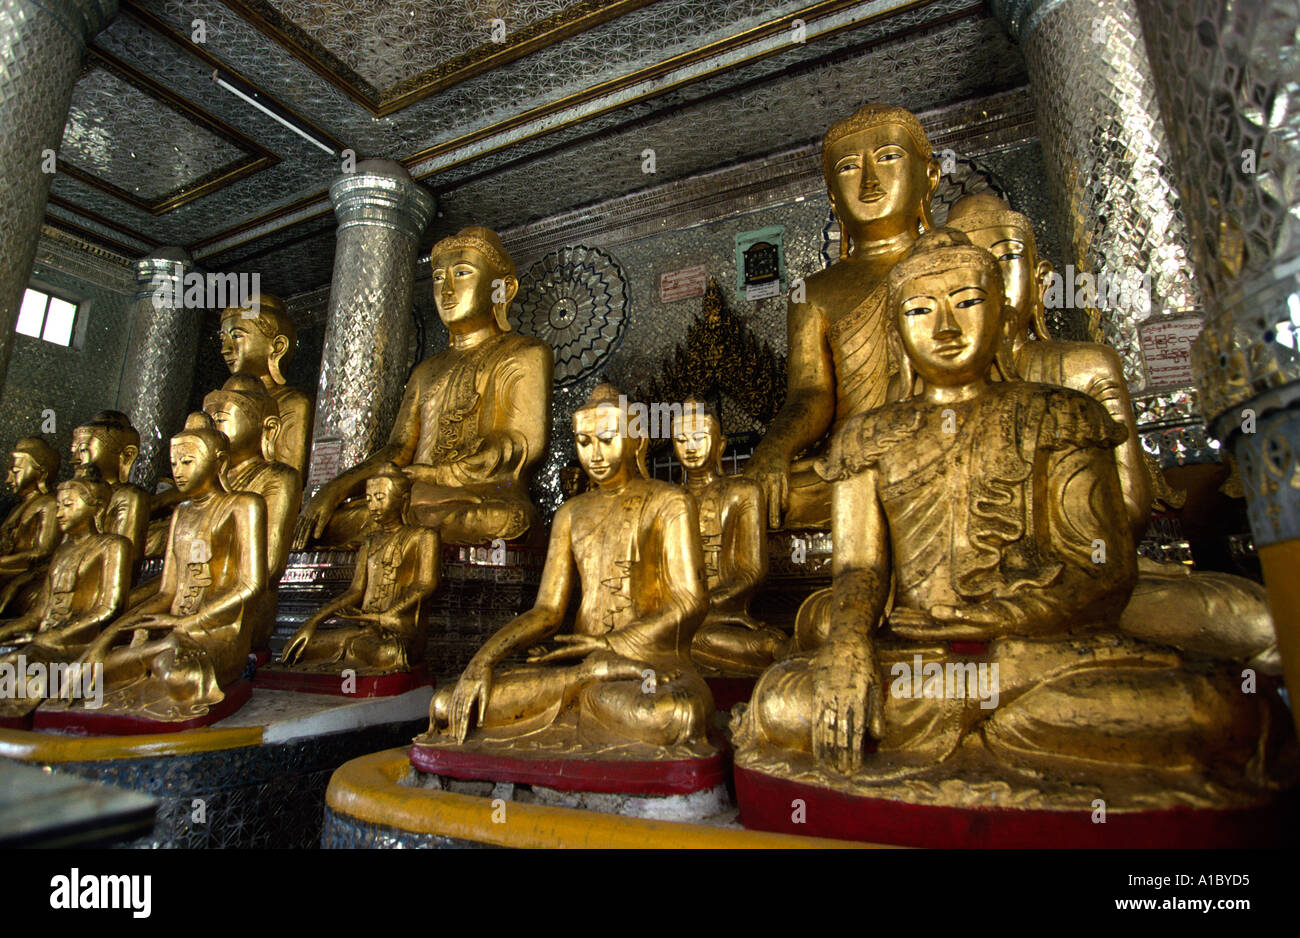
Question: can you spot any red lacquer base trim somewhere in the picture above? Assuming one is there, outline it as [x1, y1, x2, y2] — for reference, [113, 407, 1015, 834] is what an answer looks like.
[706, 677, 757, 713]
[253, 662, 432, 698]
[409, 743, 728, 796]
[0, 713, 34, 730]
[32, 680, 253, 736]
[734, 766, 1298, 848]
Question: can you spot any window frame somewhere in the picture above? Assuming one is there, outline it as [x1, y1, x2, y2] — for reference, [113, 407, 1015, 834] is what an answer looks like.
[15, 281, 89, 350]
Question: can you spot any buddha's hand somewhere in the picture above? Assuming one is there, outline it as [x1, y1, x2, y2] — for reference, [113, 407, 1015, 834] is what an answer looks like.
[280, 623, 317, 664]
[294, 482, 347, 549]
[745, 450, 790, 530]
[448, 652, 495, 743]
[810, 638, 883, 775]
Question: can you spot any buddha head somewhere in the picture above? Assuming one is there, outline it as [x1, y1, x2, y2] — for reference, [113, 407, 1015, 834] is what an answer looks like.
[573, 382, 648, 487]
[8, 437, 59, 496]
[55, 476, 110, 534]
[672, 396, 724, 476]
[365, 463, 410, 528]
[822, 103, 940, 257]
[220, 292, 296, 387]
[888, 229, 1007, 391]
[203, 374, 281, 464]
[72, 411, 139, 486]
[429, 226, 517, 334]
[947, 193, 1054, 347]
[169, 413, 230, 496]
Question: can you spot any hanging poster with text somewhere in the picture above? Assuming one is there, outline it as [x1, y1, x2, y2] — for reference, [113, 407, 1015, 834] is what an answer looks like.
[1139, 317, 1204, 389]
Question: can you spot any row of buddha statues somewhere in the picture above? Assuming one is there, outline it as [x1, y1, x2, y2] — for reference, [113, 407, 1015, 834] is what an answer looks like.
[0, 102, 1290, 809]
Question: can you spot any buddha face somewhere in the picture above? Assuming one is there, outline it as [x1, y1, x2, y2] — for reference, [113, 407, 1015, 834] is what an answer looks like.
[220, 314, 277, 378]
[826, 124, 937, 239]
[574, 405, 634, 487]
[7, 452, 39, 495]
[896, 265, 1002, 388]
[170, 439, 220, 494]
[365, 477, 405, 526]
[954, 222, 1044, 337]
[71, 429, 112, 478]
[673, 411, 721, 473]
[54, 486, 95, 533]
[207, 402, 259, 456]
[432, 247, 511, 329]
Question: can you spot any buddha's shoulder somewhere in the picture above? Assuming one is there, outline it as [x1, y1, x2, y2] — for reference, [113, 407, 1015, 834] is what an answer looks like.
[995, 380, 1123, 446]
[90, 531, 132, 555]
[272, 384, 312, 405]
[1020, 338, 1124, 376]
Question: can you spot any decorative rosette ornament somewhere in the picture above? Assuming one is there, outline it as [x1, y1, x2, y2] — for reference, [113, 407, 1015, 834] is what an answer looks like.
[513, 245, 629, 387]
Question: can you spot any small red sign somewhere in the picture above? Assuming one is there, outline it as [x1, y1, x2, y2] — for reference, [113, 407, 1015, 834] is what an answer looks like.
[659, 264, 708, 303]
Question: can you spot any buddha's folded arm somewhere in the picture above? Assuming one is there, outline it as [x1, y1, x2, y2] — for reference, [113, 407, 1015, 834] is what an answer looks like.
[169, 495, 267, 633]
[708, 483, 768, 608]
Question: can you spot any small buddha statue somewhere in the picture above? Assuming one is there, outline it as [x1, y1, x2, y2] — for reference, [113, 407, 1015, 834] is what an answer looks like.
[0, 437, 62, 614]
[948, 193, 1279, 670]
[59, 414, 267, 722]
[0, 477, 131, 716]
[279, 464, 438, 673]
[734, 231, 1286, 803]
[746, 104, 941, 528]
[219, 293, 314, 479]
[672, 397, 785, 676]
[70, 411, 149, 572]
[420, 384, 712, 750]
[294, 227, 552, 548]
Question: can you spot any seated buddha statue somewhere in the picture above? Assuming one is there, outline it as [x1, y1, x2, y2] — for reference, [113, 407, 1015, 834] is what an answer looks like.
[279, 464, 438, 674]
[0, 477, 130, 716]
[746, 104, 941, 528]
[420, 384, 712, 751]
[295, 227, 552, 549]
[672, 397, 785, 677]
[948, 193, 1279, 671]
[59, 414, 267, 722]
[0, 437, 62, 614]
[219, 292, 314, 479]
[70, 411, 149, 572]
[734, 231, 1287, 803]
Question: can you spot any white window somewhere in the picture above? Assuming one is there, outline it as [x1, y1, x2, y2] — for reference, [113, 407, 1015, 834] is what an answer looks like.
[15, 287, 79, 347]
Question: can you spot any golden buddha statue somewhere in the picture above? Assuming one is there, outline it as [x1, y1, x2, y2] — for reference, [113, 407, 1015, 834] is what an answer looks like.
[295, 227, 552, 549]
[58, 414, 267, 722]
[220, 293, 314, 479]
[70, 411, 149, 572]
[948, 193, 1279, 671]
[734, 231, 1287, 809]
[279, 464, 438, 673]
[0, 478, 131, 716]
[419, 384, 712, 752]
[0, 437, 62, 614]
[672, 398, 785, 676]
[746, 104, 940, 528]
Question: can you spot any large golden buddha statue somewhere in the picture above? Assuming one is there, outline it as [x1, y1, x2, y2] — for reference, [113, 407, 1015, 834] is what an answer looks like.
[59, 414, 267, 722]
[948, 193, 1279, 671]
[672, 398, 785, 677]
[279, 464, 438, 674]
[746, 104, 940, 528]
[0, 437, 62, 614]
[419, 384, 712, 752]
[295, 227, 552, 549]
[219, 293, 314, 479]
[0, 478, 130, 717]
[70, 411, 149, 571]
[734, 231, 1288, 809]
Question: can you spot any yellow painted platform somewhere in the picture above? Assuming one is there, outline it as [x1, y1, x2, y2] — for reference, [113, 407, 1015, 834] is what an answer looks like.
[327, 747, 890, 848]
[0, 725, 263, 763]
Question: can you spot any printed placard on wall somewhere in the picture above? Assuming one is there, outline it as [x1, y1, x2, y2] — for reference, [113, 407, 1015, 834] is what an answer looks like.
[660, 264, 709, 303]
[735, 225, 786, 301]
[306, 437, 344, 496]
[1139, 317, 1204, 388]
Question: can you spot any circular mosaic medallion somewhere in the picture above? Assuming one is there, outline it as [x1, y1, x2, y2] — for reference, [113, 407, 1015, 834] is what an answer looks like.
[820, 156, 1008, 267]
[513, 245, 630, 387]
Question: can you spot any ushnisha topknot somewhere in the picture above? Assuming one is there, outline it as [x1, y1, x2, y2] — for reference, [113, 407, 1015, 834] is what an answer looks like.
[887, 227, 1004, 300]
[368, 461, 411, 500]
[75, 410, 140, 450]
[821, 103, 933, 180]
[946, 192, 1038, 253]
[12, 437, 59, 492]
[204, 373, 281, 426]
[575, 381, 625, 417]
[430, 226, 516, 332]
[677, 394, 720, 426]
